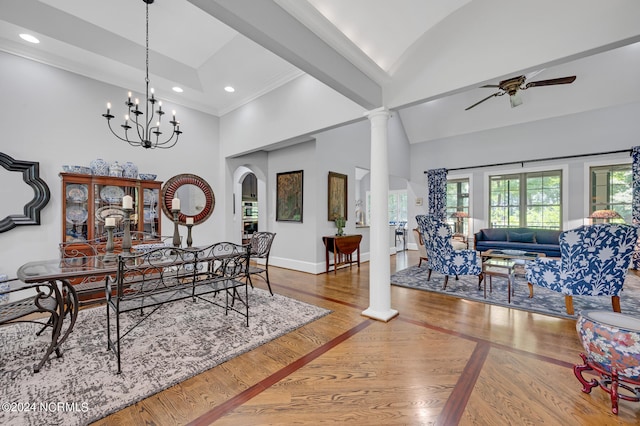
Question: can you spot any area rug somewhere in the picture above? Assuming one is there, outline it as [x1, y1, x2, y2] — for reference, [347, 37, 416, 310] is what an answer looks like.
[0, 288, 330, 426]
[391, 266, 640, 319]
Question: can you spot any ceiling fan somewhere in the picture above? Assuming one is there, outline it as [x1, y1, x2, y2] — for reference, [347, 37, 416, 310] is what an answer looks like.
[465, 74, 576, 110]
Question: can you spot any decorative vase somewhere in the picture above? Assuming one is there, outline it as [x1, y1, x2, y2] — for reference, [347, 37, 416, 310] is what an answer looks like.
[90, 158, 109, 176]
[109, 161, 123, 177]
[576, 310, 640, 381]
[122, 162, 138, 179]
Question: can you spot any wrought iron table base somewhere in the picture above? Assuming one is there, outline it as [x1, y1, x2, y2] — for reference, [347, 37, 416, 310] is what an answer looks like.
[574, 352, 640, 414]
[0, 280, 78, 372]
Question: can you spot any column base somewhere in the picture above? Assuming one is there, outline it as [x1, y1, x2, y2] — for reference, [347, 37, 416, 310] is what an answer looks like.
[361, 307, 399, 322]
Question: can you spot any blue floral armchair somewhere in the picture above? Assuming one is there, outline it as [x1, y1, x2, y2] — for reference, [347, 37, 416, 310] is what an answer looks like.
[416, 215, 482, 290]
[526, 223, 639, 315]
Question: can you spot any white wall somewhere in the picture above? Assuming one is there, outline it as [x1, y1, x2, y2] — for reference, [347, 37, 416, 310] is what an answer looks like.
[408, 101, 640, 239]
[267, 141, 318, 272]
[229, 112, 411, 274]
[220, 74, 366, 157]
[0, 51, 221, 276]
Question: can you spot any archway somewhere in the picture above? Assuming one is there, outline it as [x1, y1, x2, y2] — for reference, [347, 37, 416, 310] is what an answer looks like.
[233, 165, 267, 244]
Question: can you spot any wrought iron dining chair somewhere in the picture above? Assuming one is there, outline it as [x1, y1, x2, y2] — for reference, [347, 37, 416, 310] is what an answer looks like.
[526, 223, 639, 315]
[416, 214, 483, 290]
[247, 232, 276, 295]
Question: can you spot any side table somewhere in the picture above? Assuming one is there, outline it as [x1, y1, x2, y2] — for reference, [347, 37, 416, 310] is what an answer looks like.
[482, 258, 516, 303]
[322, 234, 362, 274]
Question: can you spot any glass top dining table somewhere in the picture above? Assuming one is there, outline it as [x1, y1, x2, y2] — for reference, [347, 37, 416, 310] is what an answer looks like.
[17, 255, 119, 283]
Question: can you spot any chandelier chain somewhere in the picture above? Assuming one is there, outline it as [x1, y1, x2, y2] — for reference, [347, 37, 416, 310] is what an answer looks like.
[145, 2, 149, 86]
[101, 0, 182, 149]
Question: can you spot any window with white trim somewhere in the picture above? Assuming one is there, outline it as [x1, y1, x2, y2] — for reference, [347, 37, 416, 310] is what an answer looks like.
[446, 178, 469, 235]
[489, 170, 562, 229]
[590, 164, 631, 223]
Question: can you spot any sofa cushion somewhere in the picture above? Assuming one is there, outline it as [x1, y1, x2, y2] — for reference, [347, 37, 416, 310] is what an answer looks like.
[507, 231, 536, 243]
[533, 229, 561, 245]
[480, 228, 508, 241]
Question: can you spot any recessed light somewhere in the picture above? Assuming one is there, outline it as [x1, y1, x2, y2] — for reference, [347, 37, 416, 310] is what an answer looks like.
[19, 33, 40, 44]
[172, 86, 183, 93]
[224, 86, 235, 93]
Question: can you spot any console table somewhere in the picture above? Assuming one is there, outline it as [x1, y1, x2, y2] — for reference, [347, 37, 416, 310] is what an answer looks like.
[322, 234, 362, 274]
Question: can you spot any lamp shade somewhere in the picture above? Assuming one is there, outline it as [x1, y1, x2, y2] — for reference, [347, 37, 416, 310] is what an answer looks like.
[589, 209, 621, 219]
[450, 211, 469, 219]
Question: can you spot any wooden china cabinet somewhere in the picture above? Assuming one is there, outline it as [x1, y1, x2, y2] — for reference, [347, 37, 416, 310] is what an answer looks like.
[60, 173, 162, 244]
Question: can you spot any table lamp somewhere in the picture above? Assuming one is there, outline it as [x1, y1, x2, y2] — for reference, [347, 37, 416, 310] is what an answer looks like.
[589, 209, 622, 223]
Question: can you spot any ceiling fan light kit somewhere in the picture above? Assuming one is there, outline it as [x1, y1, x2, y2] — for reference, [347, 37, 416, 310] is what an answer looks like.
[465, 74, 576, 111]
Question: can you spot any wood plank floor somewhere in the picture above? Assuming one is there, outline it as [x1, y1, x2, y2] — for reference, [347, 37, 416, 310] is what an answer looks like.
[92, 251, 640, 425]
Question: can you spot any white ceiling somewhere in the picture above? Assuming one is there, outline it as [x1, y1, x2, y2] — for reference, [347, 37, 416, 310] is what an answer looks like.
[1, 0, 639, 145]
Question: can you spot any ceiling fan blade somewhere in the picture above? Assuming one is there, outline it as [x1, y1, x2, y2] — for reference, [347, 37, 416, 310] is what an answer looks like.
[465, 92, 501, 111]
[480, 84, 500, 88]
[525, 76, 576, 88]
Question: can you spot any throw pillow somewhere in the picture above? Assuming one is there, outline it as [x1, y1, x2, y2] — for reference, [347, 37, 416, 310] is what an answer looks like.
[507, 231, 536, 243]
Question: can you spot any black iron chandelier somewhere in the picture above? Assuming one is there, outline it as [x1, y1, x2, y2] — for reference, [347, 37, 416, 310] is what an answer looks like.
[102, 0, 181, 149]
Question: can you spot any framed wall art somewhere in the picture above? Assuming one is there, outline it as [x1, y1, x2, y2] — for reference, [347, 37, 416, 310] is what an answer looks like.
[276, 170, 303, 222]
[328, 171, 347, 221]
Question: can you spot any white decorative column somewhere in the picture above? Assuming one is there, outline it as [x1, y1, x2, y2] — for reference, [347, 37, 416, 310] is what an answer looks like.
[362, 107, 399, 322]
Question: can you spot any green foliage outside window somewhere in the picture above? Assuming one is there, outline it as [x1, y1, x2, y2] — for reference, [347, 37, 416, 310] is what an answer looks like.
[590, 164, 632, 223]
[446, 179, 469, 234]
[489, 171, 562, 229]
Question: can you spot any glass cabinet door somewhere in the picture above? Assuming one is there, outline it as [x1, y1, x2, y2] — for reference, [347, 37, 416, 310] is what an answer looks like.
[93, 182, 137, 238]
[142, 187, 159, 237]
[64, 182, 89, 241]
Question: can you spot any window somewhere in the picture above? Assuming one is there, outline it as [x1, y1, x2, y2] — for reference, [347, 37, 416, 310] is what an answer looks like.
[364, 190, 407, 225]
[590, 164, 632, 222]
[446, 178, 469, 235]
[489, 170, 562, 229]
[388, 190, 407, 224]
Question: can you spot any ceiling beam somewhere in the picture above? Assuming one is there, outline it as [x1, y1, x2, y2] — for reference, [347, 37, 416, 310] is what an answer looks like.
[187, 0, 381, 109]
[0, 0, 201, 90]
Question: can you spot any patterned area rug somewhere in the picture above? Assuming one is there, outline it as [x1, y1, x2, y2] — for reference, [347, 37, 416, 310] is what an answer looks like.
[0, 288, 330, 426]
[391, 266, 640, 319]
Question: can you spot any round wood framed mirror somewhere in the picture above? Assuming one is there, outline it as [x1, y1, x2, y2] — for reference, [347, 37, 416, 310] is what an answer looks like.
[161, 174, 214, 225]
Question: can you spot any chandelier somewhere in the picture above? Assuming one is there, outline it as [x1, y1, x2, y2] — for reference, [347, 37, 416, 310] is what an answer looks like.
[102, 0, 181, 149]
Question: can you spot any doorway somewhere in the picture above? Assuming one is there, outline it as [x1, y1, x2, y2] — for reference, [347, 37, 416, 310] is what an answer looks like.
[241, 173, 258, 244]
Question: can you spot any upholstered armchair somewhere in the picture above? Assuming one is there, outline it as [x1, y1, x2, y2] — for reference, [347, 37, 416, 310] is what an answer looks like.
[526, 223, 639, 315]
[412, 228, 428, 267]
[416, 215, 482, 290]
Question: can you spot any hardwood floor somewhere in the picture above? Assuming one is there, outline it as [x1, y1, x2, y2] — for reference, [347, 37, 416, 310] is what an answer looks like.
[93, 251, 640, 425]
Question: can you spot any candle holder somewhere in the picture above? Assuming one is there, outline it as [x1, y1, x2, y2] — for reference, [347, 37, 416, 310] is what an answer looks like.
[104, 224, 116, 263]
[186, 223, 193, 248]
[122, 207, 133, 252]
[172, 208, 181, 247]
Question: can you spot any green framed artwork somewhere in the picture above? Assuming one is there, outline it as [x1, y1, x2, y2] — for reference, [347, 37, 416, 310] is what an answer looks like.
[328, 171, 347, 221]
[276, 170, 303, 222]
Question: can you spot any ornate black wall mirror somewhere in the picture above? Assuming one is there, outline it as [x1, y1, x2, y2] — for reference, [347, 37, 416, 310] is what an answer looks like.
[161, 173, 215, 225]
[0, 152, 50, 233]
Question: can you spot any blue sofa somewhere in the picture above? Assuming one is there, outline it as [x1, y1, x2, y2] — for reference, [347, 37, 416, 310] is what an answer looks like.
[473, 227, 561, 257]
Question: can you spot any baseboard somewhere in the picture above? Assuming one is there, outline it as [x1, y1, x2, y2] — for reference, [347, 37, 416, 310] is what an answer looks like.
[270, 252, 371, 275]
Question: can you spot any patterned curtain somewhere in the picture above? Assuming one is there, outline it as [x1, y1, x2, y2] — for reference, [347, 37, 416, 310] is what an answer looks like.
[632, 146, 640, 269]
[427, 168, 447, 220]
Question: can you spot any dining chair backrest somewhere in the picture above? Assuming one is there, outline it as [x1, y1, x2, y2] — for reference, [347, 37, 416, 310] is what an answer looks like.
[250, 232, 276, 260]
